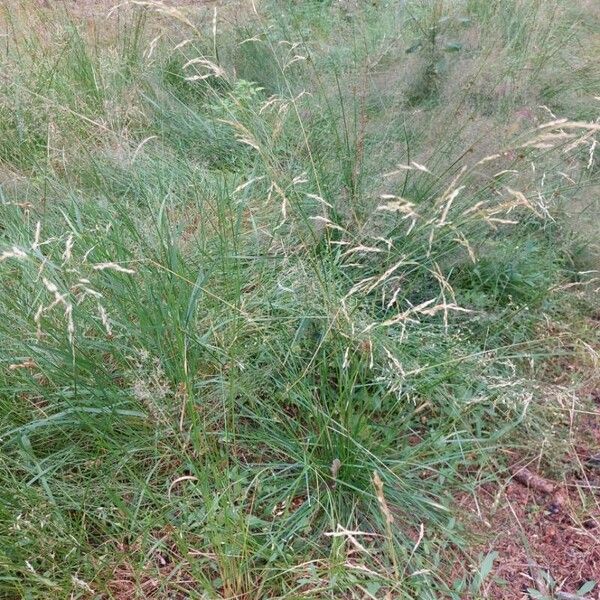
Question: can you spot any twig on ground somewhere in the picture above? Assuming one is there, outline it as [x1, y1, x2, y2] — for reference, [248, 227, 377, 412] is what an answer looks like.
[510, 466, 555, 494]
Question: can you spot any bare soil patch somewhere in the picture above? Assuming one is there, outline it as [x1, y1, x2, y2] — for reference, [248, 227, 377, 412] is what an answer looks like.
[456, 388, 600, 599]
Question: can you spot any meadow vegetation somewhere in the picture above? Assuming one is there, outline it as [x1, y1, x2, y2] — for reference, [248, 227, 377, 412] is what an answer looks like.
[0, 0, 598, 597]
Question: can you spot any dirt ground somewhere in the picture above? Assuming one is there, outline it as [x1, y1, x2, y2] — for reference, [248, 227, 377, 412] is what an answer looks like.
[456, 376, 600, 599]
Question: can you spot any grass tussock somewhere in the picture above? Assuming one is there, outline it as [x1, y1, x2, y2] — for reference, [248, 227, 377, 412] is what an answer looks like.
[0, 0, 598, 598]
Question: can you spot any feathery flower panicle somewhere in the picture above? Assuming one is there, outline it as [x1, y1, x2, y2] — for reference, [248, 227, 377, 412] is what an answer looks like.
[92, 262, 136, 274]
[0, 247, 27, 261]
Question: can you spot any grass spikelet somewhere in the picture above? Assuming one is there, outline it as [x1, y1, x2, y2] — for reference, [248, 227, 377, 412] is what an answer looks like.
[92, 263, 136, 274]
[373, 471, 394, 525]
[183, 57, 226, 80]
[0, 247, 27, 261]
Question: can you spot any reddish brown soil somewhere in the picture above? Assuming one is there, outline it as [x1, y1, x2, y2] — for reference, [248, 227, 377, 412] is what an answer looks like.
[456, 390, 600, 599]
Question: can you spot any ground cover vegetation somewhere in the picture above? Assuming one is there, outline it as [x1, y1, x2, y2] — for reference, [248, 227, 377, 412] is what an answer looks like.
[0, 0, 599, 597]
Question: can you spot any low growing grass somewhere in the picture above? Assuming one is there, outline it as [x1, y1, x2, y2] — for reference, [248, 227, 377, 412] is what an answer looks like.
[0, 0, 598, 598]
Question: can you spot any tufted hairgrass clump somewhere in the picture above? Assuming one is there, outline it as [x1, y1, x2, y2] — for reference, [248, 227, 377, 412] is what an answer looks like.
[0, 1, 598, 598]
